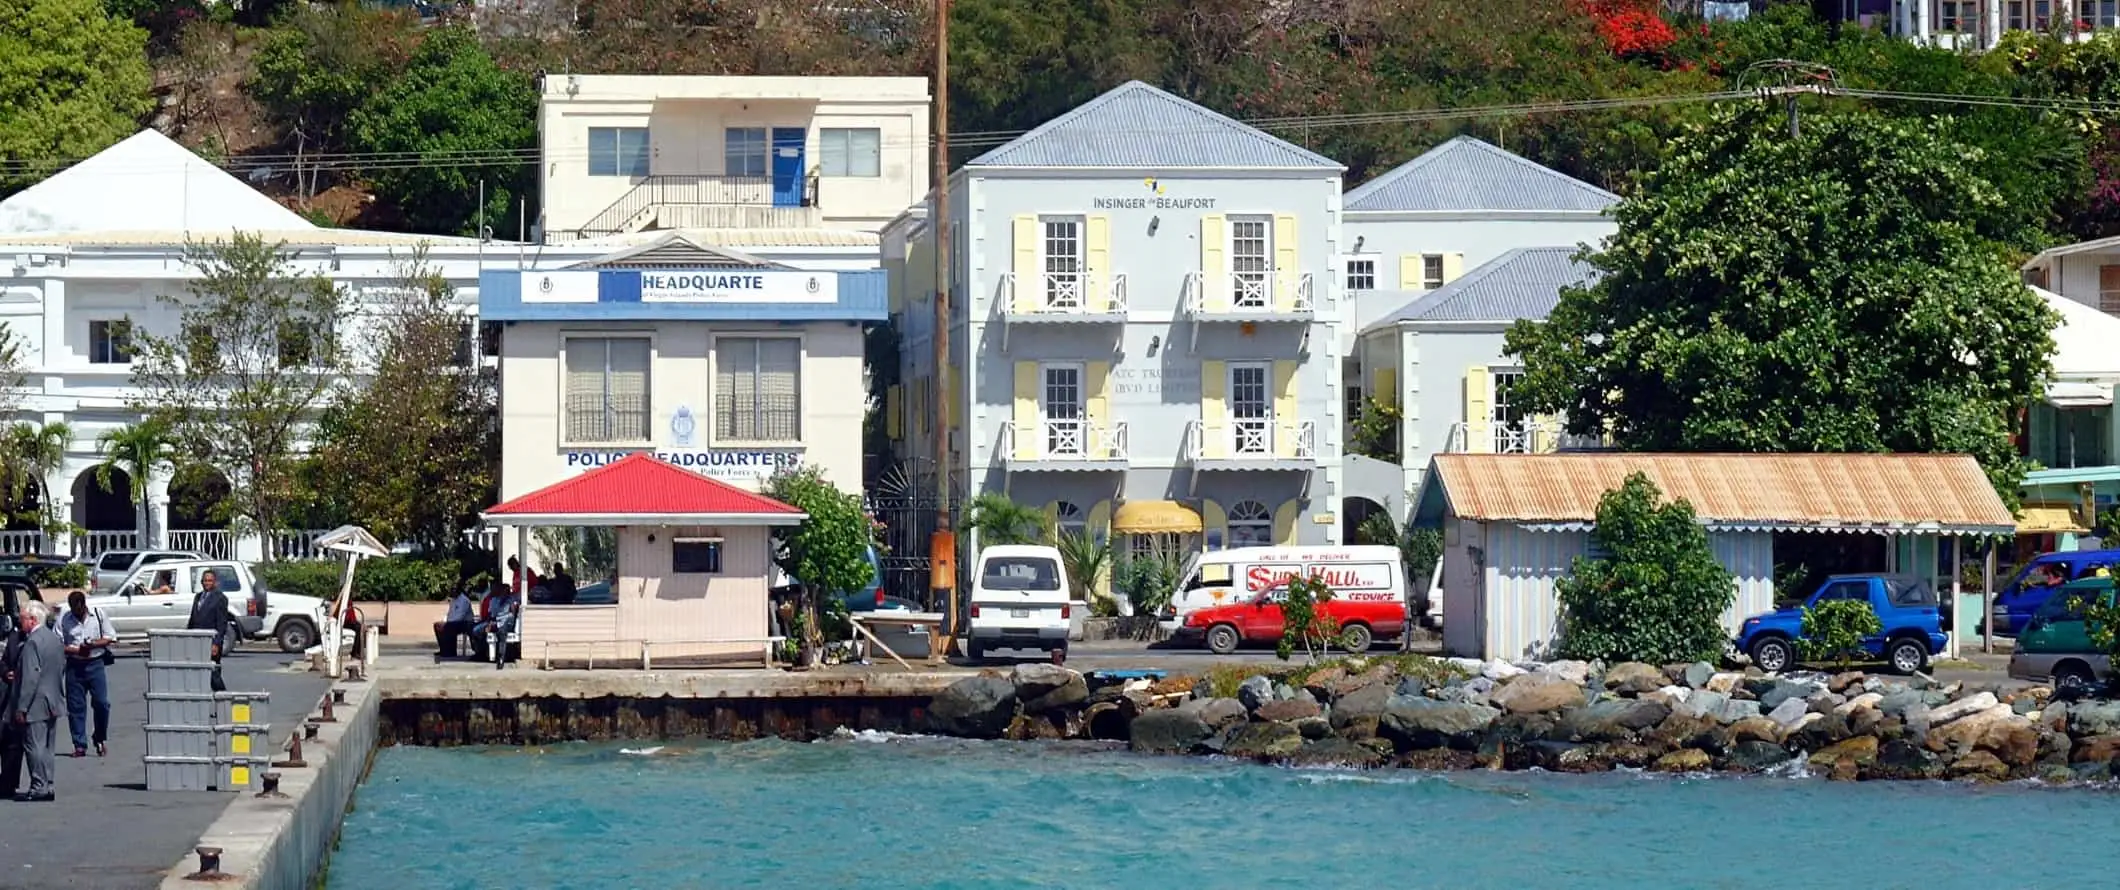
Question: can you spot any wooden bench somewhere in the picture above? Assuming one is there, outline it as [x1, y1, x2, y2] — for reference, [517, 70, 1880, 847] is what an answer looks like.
[850, 612, 951, 669]
[539, 637, 787, 670]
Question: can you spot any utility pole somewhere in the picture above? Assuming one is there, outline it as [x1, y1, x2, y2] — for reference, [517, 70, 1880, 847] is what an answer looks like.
[1740, 60, 1840, 139]
[929, 0, 957, 634]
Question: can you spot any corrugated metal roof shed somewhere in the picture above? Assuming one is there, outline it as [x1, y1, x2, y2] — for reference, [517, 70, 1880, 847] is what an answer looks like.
[1345, 136, 1619, 213]
[1364, 246, 1594, 330]
[967, 81, 1342, 170]
[1423, 453, 2015, 535]
[486, 453, 805, 523]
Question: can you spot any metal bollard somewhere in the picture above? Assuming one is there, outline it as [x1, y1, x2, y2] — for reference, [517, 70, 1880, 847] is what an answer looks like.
[274, 735, 308, 770]
[331, 688, 348, 705]
[184, 846, 227, 881]
[254, 772, 289, 800]
[317, 697, 337, 723]
[344, 663, 366, 682]
[304, 723, 320, 741]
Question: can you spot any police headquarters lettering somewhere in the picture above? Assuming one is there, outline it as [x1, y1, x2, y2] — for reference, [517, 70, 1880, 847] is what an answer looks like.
[637, 271, 839, 304]
[565, 450, 802, 478]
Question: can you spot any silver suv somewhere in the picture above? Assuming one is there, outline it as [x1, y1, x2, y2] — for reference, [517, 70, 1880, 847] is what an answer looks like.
[89, 550, 204, 596]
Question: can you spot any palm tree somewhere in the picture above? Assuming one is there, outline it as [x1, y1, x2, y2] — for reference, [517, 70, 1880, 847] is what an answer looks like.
[963, 493, 1049, 547]
[96, 419, 175, 544]
[1, 421, 73, 537]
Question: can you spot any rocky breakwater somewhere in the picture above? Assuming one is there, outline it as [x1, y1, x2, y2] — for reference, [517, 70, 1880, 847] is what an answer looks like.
[917, 656, 2120, 783]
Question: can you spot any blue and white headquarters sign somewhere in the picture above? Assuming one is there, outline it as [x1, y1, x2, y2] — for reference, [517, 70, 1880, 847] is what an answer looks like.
[565, 449, 802, 479]
[521, 270, 838, 305]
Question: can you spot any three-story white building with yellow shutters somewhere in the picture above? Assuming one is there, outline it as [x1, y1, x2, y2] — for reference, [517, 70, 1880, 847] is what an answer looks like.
[883, 80, 1347, 555]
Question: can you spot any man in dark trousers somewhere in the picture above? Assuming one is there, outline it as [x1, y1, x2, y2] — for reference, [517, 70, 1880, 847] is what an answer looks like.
[10, 601, 64, 801]
[187, 569, 232, 693]
[0, 607, 24, 798]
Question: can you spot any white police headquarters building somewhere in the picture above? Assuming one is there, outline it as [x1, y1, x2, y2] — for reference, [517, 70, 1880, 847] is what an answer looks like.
[482, 243, 885, 546]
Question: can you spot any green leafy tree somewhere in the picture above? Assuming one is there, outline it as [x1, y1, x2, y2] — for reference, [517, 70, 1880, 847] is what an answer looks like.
[1799, 599, 1883, 668]
[963, 492, 1049, 547]
[763, 466, 877, 665]
[0, 422, 74, 538]
[0, 0, 152, 193]
[347, 25, 536, 236]
[1347, 397, 1401, 463]
[1556, 473, 1735, 664]
[1505, 107, 2057, 504]
[530, 526, 617, 583]
[1275, 574, 1339, 663]
[94, 417, 176, 543]
[249, 3, 424, 197]
[129, 233, 350, 538]
[1052, 528, 1112, 613]
[307, 253, 495, 550]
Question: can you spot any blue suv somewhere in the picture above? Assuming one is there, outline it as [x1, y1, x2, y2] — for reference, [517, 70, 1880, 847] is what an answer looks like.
[1990, 549, 2120, 636]
[1735, 574, 1947, 675]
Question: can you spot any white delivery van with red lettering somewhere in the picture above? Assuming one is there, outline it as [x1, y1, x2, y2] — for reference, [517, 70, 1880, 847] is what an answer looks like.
[1160, 545, 1408, 633]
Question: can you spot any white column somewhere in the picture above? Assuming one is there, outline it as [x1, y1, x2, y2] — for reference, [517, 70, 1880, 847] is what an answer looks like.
[146, 466, 172, 549]
[1989, 0, 2006, 48]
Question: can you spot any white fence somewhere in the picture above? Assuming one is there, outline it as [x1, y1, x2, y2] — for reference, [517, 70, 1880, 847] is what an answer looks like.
[0, 530, 45, 555]
[168, 530, 236, 560]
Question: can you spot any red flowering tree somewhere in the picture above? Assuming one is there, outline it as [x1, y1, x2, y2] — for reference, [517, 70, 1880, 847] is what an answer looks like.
[1578, 0, 1677, 63]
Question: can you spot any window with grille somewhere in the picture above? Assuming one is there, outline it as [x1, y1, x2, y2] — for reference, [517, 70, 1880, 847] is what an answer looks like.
[2094, 0, 2120, 28]
[588, 127, 650, 177]
[564, 337, 652, 444]
[1041, 363, 1084, 456]
[2100, 266, 2120, 315]
[1423, 254, 1446, 290]
[276, 320, 331, 369]
[1344, 258, 1375, 292]
[1041, 217, 1084, 308]
[1229, 217, 1272, 308]
[819, 128, 881, 177]
[725, 128, 768, 178]
[715, 337, 801, 442]
[90, 320, 132, 364]
[1491, 369, 1528, 453]
[1936, 0, 1969, 31]
[1228, 500, 1273, 547]
[1230, 362, 1271, 455]
[1054, 501, 1086, 539]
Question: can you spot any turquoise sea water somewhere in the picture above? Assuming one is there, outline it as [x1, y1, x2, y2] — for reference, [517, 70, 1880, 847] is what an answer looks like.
[330, 734, 2120, 890]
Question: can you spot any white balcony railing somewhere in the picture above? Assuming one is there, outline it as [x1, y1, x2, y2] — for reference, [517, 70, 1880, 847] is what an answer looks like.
[1442, 420, 1610, 454]
[1183, 271, 1314, 315]
[0, 530, 46, 555]
[1005, 419, 1129, 463]
[169, 529, 235, 560]
[1004, 272, 1128, 316]
[77, 530, 140, 561]
[1186, 419, 1317, 462]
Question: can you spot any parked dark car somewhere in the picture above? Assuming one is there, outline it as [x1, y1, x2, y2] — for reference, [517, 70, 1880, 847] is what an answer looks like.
[1989, 550, 2120, 636]
[1736, 573, 1947, 674]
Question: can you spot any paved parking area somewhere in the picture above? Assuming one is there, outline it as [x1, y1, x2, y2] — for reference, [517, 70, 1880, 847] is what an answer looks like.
[0, 647, 330, 890]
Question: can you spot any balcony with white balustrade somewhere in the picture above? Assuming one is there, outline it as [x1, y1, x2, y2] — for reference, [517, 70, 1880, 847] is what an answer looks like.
[1001, 419, 1130, 471]
[997, 272, 1127, 348]
[1184, 418, 1316, 471]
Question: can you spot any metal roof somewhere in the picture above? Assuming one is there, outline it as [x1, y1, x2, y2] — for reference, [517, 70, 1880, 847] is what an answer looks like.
[564, 227, 880, 249]
[485, 453, 805, 525]
[967, 81, 1342, 170]
[1420, 453, 2015, 535]
[0, 228, 485, 248]
[1345, 136, 1619, 213]
[567, 232, 785, 269]
[1364, 247, 1594, 330]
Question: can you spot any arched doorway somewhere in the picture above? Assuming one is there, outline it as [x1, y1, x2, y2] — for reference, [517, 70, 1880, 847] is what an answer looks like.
[1342, 496, 1391, 545]
[169, 464, 234, 559]
[73, 467, 139, 559]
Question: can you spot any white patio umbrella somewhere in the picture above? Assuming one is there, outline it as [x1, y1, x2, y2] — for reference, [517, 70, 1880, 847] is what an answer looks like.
[315, 525, 388, 678]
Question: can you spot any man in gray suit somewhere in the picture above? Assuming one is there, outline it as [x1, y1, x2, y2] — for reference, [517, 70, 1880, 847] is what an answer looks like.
[9, 600, 63, 802]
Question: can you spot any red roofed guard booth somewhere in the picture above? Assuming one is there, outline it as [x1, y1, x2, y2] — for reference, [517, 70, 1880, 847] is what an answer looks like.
[482, 453, 806, 668]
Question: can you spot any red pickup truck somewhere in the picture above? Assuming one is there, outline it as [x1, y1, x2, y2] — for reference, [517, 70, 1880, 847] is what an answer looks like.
[1177, 588, 1407, 654]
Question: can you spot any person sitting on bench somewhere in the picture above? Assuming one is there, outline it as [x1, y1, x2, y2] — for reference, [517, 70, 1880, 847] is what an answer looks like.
[433, 585, 476, 658]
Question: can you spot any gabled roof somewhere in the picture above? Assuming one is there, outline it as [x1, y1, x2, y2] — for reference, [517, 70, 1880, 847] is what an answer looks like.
[1345, 136, 1619, 213]
[1364, 247, 1594, 331]
[2034, 285, 2120, 384]
[0, 130, 314, 235]
[967, 81, 1342, 170]
[568, 231, 785, 269]
[485, 453, 806, 526]
[1418, 453, 2015, 536]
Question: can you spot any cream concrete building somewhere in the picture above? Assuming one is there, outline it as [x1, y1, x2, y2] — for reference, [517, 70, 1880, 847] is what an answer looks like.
[536, 74, 931, 242]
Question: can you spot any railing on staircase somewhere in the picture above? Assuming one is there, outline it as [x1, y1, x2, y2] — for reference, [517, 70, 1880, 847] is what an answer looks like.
[573, 174, 820, 238]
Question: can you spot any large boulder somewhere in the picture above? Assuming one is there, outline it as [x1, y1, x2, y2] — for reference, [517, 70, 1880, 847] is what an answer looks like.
[1949, 750, 2011, 781]
[1645, 712, 1724, 753]
[1723, 739, 1795, 772]
[1767, 697, 1811, 729]
[1727, 716, 1784, 745]
[1224, 721, 1306, 760]
[1301, 666, 1348, 700]
[1683, 661, 1717, 689]
[1928, 691, 1999, 726]
[1604, 662, 1668, 695]
[1284, 737, 1389, 769]
[1537, 660, 1595, 687]
[1438, 677, 1496, 706]
[1483, 659, 1527, 681]
[1128, 709, 1212, 753]
[1652, 748, 1713, 773]
[1876, 689, 1928, 719]
[1329, 683, 1394, 739]
[1833, 692, 1884, 718]
[1236, 675, 1276, 712]
[1185, 697, 1250, 731]
[1254, 698, 1322, 723]
[1675, 690, 1730, 721]
[923, 676, 1019, 738]
[2068, 701, 2120, 737]
[1759, 680, 1818, 712]
[1809, 735, 1880, 780]
[1717, 699, 1763, 724]
[1490, 673, 1587, 715]
[1559, 699, 1671, 743]
[1379, 696, 1500, 750]
[1704, 672, 1746, 694]
[1012, 664, 1090, 712]
[1867, 739, 1945, 780]
[2073, 734, 2120, 765]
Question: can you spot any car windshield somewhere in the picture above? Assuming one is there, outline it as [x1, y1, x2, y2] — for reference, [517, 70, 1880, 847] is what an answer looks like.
[1884, 577, 1937, 607]
[983, 557, 1060, 592]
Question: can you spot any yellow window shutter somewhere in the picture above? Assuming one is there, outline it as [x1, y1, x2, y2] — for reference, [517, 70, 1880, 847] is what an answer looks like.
[1272, 500, 1299, 547]
[885, 385, 901, 439]
[1442, 252, 1465, 285]
[1272, 213, 1300, 311]
[1200, 360, 1226, 459]
[1464, 365, 1492, 453]
[1272, 360, 1299, 458]
[1085, 214, 1112, 311]
[1199, 215, 1228, 311]
[1086, 361, 1112, 457]
[1372, 368, 1397, 409]
[1398, 254, 1423, 290]
[1013, 362, 1039, 459]
[1012, 215, 1039, 312]
[1530, 412, 1559, 453]
[1201, 499, 1227, 550]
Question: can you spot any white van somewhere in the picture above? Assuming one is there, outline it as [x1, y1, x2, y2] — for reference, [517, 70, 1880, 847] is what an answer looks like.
[966, 544, 1072, 663]
[1160, 546, 1409, 632]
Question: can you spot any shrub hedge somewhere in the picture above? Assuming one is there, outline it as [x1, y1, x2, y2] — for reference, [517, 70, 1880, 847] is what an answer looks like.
[257, 556, 463, 602]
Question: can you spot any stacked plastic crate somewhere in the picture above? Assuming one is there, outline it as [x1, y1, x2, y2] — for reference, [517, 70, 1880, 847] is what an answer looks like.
[144, 629, 273, 791]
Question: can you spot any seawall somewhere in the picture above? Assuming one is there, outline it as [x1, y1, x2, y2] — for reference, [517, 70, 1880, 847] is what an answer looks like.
[157, 675, 382, 890]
